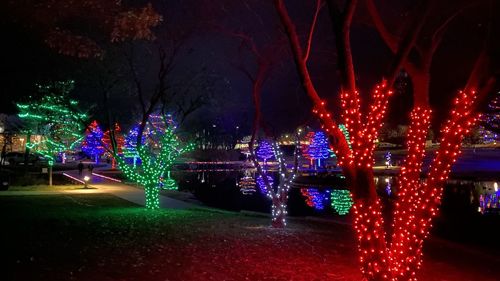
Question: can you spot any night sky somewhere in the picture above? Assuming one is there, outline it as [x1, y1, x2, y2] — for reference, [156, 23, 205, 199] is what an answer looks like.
[0, 0, 498, 135]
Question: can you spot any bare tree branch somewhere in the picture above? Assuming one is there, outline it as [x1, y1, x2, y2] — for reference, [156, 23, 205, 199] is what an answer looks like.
[304, 0, 323, 63]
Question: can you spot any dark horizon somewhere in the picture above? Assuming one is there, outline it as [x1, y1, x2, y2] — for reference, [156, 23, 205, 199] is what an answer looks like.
[0, 0, 498, 134]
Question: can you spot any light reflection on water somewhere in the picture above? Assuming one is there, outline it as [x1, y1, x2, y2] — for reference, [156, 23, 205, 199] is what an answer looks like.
[172, 169, 499, 216]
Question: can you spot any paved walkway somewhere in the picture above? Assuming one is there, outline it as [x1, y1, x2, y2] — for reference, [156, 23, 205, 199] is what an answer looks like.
[1, 169, 197, 210]
[63, 169, 197, 209]
[0, 189, 104, 196]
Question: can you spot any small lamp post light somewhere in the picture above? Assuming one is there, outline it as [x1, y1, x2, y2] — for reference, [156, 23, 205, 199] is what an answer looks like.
[84, 176, 90, 189]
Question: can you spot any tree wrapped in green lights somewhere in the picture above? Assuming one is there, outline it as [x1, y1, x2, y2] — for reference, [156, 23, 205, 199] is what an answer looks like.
[17, 80, 87, 185]
[115, 118, 194, 209]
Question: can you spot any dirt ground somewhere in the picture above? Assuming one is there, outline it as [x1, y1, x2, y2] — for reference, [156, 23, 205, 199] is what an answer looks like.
[1, 193, 499, 281]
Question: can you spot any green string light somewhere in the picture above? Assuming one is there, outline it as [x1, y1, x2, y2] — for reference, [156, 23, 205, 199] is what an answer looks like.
[331, 189, 353, 215]
[16, 81, 87, 165]
[115, 121, 194, 209]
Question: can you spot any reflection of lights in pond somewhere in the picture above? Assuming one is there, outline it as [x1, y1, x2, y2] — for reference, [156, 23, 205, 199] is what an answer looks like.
[385, 177, 392, 195]
[331, 189, 353, 215]
[300, 188, 328, 210]
[256, 175, 273, 196]
[238, 175, 256, 195]
[478, 182, 500, 214]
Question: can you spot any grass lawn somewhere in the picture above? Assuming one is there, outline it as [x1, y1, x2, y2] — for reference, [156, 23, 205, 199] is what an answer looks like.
[7, 185, 87, 191]
[1, 194, 499, 281]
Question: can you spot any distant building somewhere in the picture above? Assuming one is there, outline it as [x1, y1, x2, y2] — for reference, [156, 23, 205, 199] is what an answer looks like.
[0, 113, 42, 153]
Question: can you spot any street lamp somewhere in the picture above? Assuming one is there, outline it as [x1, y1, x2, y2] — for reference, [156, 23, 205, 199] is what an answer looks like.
[84, 176, 90, 189]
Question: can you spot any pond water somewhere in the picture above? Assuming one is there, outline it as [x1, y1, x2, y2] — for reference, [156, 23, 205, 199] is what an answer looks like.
[170, 169, 500, 218]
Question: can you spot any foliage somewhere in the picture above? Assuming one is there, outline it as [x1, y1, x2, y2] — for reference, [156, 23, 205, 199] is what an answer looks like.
[16, 81, 86, 165]
[4, 1, 162, 58]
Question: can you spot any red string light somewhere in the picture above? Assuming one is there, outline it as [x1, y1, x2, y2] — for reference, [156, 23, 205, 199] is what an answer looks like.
[310, 82, 479, 280]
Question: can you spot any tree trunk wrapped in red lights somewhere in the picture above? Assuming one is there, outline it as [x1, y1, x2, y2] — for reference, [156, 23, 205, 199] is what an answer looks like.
[273, 0, 494, 280]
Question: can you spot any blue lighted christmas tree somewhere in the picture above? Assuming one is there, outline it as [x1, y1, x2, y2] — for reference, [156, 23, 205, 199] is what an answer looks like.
[307, 131, 330, 167]
[256, 140, 274, 163]
[123, 125, 143, 167]
[81, 120, 105, 163]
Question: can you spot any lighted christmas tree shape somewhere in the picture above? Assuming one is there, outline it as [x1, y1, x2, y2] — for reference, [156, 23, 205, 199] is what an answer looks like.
[384, 151, 392, 168]
[307, 131, 330, 167]
[331, 189, 353, 215]
[123, 125, 144, 167]
[238, 135, 252, 159]
[103, 123, 125, 169]
[301, 131, 315, 166]
[115, 117, 194, 209]
[239, 170, 256, 195]
[17, 80, 86, 185]
[256, 140, 274, 164]
[81, 120, 105, 163]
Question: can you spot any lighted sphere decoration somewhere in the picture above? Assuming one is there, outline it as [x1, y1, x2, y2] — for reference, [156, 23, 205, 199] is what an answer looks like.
[331, 189, 353, 215]
[256, 140, 274, 163]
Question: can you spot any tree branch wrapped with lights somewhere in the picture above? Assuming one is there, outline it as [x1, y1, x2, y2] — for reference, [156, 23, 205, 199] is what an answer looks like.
[114, 117, 194, 209]
[274, 0, 495, 279]
[249, 139, 299, 228]
[103, 123, 125, 169]
[17, 80, 87, 185]
[224, 26, 300, 228]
